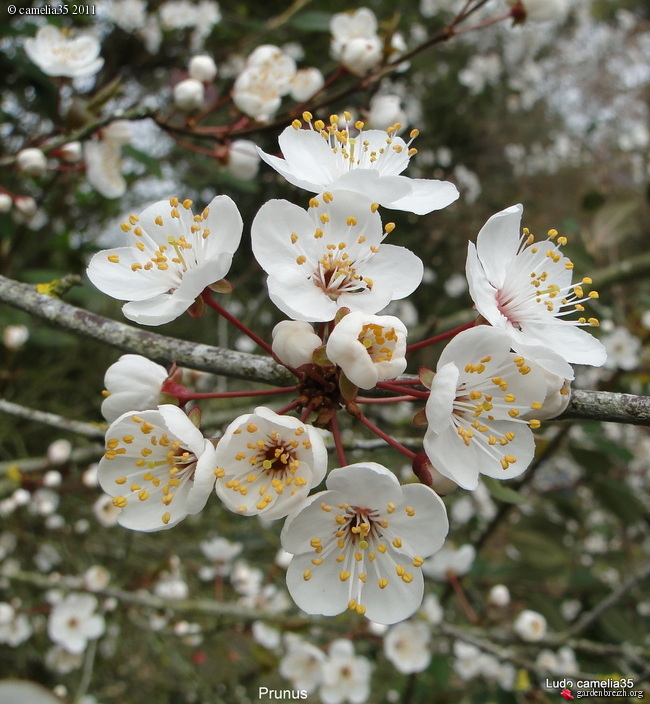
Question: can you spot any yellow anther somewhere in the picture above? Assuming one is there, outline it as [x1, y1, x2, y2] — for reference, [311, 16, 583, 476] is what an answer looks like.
[302, 111, 313, 122]
[108, 254, 120, 263]
[528, 419, 541, 429]
[384, 222, 396, 234]
[378, 578, 388, 589]
[292, 119, 302, 130]
[120, 222, 131, 233]
[339, 571, 351, 582]
[303, 569, 312, 581]
[182, 199, 193, 209]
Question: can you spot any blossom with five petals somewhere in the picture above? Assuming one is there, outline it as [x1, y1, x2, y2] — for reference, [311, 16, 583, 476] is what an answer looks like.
[25, 25, 104, 78]
[257, 115, 459, 215]
[465, 204, 606, 374]
[281, 462, 449, 624]
[252, 190, 423, 321]
[214, 407, 328, 520]
[423, 326, 546, 490]
[87, 195, 242, 325]
[98, 405, 217, 531]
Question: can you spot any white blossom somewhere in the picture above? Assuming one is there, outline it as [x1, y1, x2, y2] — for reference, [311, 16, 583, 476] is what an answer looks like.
[384, 620, 432, 673]
[513, 609, 547, 642]
[47, 593, 105, 654]
[290, 67, 325, 102]
[602, 326, 641, 370]
[225, 139, 261, 180]
[97, 405, 217, 531]
[214, 407, 327, 520]
[3, 324, 29, 350]
[173, 78, 205, 111]
[326, 311, 408, 389]
[279, 638, 325, 693]
[252, 190, 423, 322]
[258, 116, 459, 215]
[320, 639, 372, 704]
[281, 462, 449, 624]
[25, 25, 104, 78]
[87, 195, 242, 325]
[188, 54, 217, 82]
[422, 544, 475, 580]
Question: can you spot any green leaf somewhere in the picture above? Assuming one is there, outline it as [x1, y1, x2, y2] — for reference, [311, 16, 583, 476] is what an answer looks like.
[482, 476, 526, 504]
[288, 11, 333, 31]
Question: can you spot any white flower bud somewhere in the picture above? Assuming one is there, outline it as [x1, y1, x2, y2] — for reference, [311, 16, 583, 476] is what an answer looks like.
[488, 584, 511, 607]
[47, 439, 72, 465]
[513, 609, 547, 641]
[188, 54, 218, 82]
[0, 193, 12, 213]
[173, 77, 205, 111]
[290, 67, 325, 102]
[272, 320, 321, 368]
[367, 95, 407, 131]
[59, 141, 83, 163]
[83, 565, 110, 592]
[16, 148, 47, 176]
[520, 0, 568, 22]
[3, 324, 29, 350]
[43, 470, 62, 487]
[225, 139, 260, 180]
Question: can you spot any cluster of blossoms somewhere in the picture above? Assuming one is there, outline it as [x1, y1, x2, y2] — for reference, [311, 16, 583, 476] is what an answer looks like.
[86, 110, 606, 626]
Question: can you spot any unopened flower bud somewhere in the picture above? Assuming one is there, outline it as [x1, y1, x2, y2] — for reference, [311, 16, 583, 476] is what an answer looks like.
[3, 324, 29, 350]
[59, 141, 83, 163]
[47, 439, 72, 465]
[174, 78, 205, 112]
[272, 320, 321, 368]
[16, 148, 47, 176]
[0, 193, 12, 213]
[225, 140, 260, 180]
[488, 584, 511, 607]
[188, 54, 218, 83]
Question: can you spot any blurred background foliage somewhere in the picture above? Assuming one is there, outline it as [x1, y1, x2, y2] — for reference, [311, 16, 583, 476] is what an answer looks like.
[1, 0, 649, 703]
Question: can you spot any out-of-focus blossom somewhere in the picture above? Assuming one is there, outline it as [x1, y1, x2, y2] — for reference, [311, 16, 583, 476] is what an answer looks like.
[422, 543, 475, 580]
[320, 639, 372, 704]
[331, 8, 382, 76]
[47, 439, 72, 465]
[290, 68, 325, 102]
[384, 620, 432, 673]
[488, 584, 511, 607]
[366, 95, 407, 132]
[602, 326, 641, 370]
[280, 638, 325, 693]
[225, 139, 261, 180]
[0, 603, 32, 647]
[513, 609, 547, 642]
[25, 25, 104, 78]
[93, 494, 121, 526]
[59, 141, 83, 163]
[47, 593, 105, 653]
[0, 193, 12, 212]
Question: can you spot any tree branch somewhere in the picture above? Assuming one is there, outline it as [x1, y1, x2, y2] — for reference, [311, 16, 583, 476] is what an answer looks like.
[1, 275, 650, 425]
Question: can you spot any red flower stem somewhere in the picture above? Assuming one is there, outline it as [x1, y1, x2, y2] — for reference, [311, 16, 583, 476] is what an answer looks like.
[376, 382, 429, 400]
[357, 412, 416, 460]
[201, 290, 276, 358]
[356, 395, 416, 404]
[175, 386, 298, 401]
[300, 403, 314, 423]
[329, 412, 348, 467]
[406, 318, 478, 354]
[447, 573, 479, 625]
[275, 400, 300, 416]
